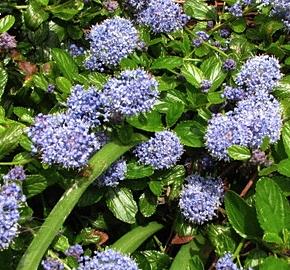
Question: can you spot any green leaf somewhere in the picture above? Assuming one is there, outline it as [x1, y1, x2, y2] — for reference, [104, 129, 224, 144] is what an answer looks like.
[231, 18, 247, 33]
[170, 239, 205, 270]
[33, 74, 49, 91]
[13, 107, 34, 124]
[0, 67, 8, 101]
[184, 0, 216, 20]
[255, 178, 290, 238]
[151, 56, 183, 70]
[139, 191, 157, 217]
[277, 159, 290, 177]
[126, 162, 154, 179]
[106, 187, 138, 224]
[208, 225, 237, 256]
[155, 99, 184, 127]
[49, 1, 84, 21]
[53, 235, 70, 253]
[0, 124, 24, 160]
[282, 122, 290, 157]
[259, 257, 289, 270]
[136, 251, 172, 270]
[224, 191, 262, 239]
[181, 63, 204, 88]
[111, 222, 163, 254]
[24, 2, 49, 30]
[23, 175, 47, 198]
[228, 145, 251, 160]
[0, 15, 15, 33]
[174, 121, 204, 147]
[55, 77, 72, 94]
[127, 110, 164, 132]
[51, 49, 78, 81]
[78, 187, 103, 207]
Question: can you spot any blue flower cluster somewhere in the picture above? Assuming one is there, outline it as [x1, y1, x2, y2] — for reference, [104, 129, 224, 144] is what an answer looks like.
[205, 112, 252, 160]
[41, 257, 64, 270]
[235, 55, 281, 94]
[103, 0, 119, 12]
[234, 94, 282, 148]
[179, 174, 224, 224]
[98, 160, 127, 187]
[47, 84, 55, 93]
[216, 253, 239, 270]
[222, 86, 246, 101]
[3, 166, 26, 182]
[0, 181, 25, 250]
[135, 0, 189, 33]
[69, 44, 85, 57]
[263, 0, 290, 30]
[0, 32, 17, 50]
[100, 69, 159, 117]
[28, 113, 101, 169]
[228, 3, 243, 17]
[192, 31, 210, 47]
[67, 84, 104, 127]
[125, 0, 147, 11]
[85, 17, 140, 71]
[134, 131, 184, 170]
[220, 28, 231, 38]
[206, 94, 282, 160]
[200, 80, 212, 92]
[223, 59, 237, 71]
[77, 249, 139, 270]
[65, 244, 84, 259]
[207, 55, 283, 160]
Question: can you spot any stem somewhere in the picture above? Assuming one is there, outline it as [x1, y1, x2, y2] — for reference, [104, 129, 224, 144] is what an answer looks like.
[17, 139, 140, 270]
[233, 240, 245, 258]
[0, 159, 34, 165]
[111, 222, 163, 254]
[204, 42, 228, 58]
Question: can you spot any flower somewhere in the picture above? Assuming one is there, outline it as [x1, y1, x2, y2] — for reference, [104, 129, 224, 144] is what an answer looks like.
[216, 253, 239, 270]
[41, 257, 64, 270]
[66, 84, 104, 127]
[234, 94, 282, 148]
[28, 113, 101, 169]
[65, 244, 84, 259]
[269, 0, 290, 30]
[0, 182, 25, 250]
[228, 3, 243, 17]
[136, 0, 189, 33]
[205, 112, 252, 161]
[235, 55, 282, 94]
[98, 160, 127, 187]
[0, 32, 17, 50]
[125, 0, 148, 11]
[134, 131, 184, 170]
[220, 28, 231, 38]
[3, 166, 26, 182]
[223, 59, 237, 71]
[47, 84, 55, 93]
[179, 174, 224, 224]
[200, 80, 212, 92]
[100, 69, 159, 117]
[85, 17, 139, 71]
[69, 44, 85, 57]
[77, 249, 139, 270]
[222, 86, 246, 101]
[103, 0, 119, 12]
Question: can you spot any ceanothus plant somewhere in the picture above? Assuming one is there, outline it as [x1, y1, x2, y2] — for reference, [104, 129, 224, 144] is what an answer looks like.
[0, 0, 290, 270]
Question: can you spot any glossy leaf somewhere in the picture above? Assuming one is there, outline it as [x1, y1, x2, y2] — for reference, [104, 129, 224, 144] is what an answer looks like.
[0, 15, 15, 33]
[106, 187, 138, 224]
[224, 191, 262, 239]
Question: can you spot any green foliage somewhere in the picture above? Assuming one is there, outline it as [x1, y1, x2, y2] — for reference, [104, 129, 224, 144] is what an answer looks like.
[0, 0, 290, 269]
